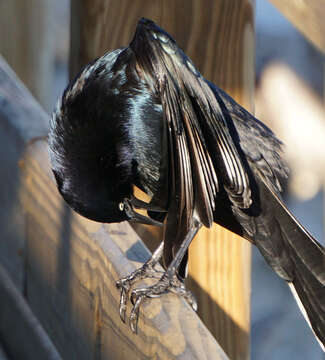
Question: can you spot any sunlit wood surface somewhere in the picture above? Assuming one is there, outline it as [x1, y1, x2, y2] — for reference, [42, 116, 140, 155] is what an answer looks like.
[269, 0, 325, 54]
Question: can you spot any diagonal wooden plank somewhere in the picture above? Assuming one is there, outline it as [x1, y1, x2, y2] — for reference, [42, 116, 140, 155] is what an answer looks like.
[0, 263, 61, 360]
[20, 139, 229, 360]
[269, 0, 325, 53]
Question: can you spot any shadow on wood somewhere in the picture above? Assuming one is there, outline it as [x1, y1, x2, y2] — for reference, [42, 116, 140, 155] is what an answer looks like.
[0, 263, 61, 360]
[0, 55, 48, 290]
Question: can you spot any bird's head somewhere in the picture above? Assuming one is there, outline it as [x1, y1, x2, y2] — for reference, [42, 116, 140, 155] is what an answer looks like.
[49, 47, 162, 226]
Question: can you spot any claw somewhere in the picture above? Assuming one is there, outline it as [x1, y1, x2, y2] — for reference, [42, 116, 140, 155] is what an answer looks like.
[130, 292, 145, 333]
[184, 291, 198, 311]
[116, 279, 130, 323]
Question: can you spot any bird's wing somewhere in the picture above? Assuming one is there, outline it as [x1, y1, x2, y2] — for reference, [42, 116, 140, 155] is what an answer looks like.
[131, 20, 252, 221]
[216, 83, 325, 348]
[130, 20, 252, 267]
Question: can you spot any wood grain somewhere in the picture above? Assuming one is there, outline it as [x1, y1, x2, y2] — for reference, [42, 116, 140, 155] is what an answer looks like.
[0, 56, 48, 289]
[269, 0, 325, 54]
[0, 0, 54, 110]
[0, 263, 61, 360]
[70, 1, 254, 359]
[20, 140, 228, 360]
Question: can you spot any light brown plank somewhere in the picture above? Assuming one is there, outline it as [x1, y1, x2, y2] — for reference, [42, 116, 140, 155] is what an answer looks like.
[20, 139, 228, 360]
[0, 0, 54, 110]
[269, 0, 325, 54]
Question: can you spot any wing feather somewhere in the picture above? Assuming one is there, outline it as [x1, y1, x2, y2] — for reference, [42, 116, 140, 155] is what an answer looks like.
[130, 22, 252, 233]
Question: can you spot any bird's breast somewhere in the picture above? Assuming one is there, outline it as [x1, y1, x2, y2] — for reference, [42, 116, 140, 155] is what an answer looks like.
[129, 101, 163, 196]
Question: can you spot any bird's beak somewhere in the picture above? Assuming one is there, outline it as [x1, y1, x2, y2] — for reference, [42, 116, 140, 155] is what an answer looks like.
[124, 197, 164, 227]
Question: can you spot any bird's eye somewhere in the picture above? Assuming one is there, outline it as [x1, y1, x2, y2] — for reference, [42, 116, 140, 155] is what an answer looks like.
[118, 202, 124, 211]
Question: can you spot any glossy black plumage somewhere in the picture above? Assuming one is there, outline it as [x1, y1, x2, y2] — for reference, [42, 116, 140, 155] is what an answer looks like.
[49, 18, 325, 347]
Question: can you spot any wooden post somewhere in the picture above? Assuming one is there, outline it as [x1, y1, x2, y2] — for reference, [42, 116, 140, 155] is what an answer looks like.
[0, 0, 54, 111]
[185, 3, 254, 360]
[70, 1, 254, 358]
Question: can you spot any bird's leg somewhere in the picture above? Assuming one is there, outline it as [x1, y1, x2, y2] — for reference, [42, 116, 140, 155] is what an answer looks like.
[116, 241, 164, 322]
[129, 222, 200, 333]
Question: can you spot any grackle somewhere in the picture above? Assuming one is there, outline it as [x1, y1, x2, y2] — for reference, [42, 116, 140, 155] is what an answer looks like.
[49, 18, 325, 348]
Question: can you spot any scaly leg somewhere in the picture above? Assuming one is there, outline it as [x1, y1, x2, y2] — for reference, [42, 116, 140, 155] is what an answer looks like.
[116, 241, 164, 322]
[128, 223, 201, 332]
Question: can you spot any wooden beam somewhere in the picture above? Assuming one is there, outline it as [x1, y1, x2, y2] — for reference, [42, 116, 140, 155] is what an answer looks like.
[268, 0, 325, 54]
[183, 3, 254, 359]
[19, 139, 229, 360]
[0, 263, 61, 360]
[70, 1, 254, 359]
[0, 56, 48, 289]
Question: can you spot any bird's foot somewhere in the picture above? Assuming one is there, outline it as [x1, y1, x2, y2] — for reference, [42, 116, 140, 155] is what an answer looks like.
[116, 262, 163, 323]
[128, 271, 197, 333]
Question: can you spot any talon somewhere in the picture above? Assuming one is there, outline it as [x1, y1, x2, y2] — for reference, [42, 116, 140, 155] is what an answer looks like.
[130, 290, 137, 306]
[130, 288, 144, 305]
[116, 264, 198, 334]
[130, 293, 144, 333]
[185, 291, 198, 311]
[119, 287, 128, 323]
[192, 301, 198, 312]
[116, 279, 130, 323]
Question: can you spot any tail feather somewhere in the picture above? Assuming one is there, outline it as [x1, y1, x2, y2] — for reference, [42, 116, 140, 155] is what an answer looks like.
[253, 176, 325, 350]
[289, 280, 325, 351]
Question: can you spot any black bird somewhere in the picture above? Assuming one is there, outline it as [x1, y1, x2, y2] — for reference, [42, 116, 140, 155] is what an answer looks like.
[49, 18, 325, 348]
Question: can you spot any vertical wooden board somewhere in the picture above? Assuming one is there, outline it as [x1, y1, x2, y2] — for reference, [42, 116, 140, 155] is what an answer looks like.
[186, 2, 255, 359]
[188, 227, 251, 359]
[0, 0, 54, 110]
[20, 140, 228, 360]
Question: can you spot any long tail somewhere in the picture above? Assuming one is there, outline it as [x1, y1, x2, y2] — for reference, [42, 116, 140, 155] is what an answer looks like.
[253, 176, 325, 350]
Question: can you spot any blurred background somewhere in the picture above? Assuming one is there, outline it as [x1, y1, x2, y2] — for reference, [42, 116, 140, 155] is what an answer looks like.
[0, 0, 324, 359]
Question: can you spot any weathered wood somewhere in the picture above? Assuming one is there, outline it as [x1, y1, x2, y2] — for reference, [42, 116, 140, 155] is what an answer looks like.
[0, 0, 54, 110]
[0, 56, 48, 289]
[0, 263, 61, 360]
[268, 0, 325, 54]
[70, 2, 253, 358]
[20, 140, 228, 360]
